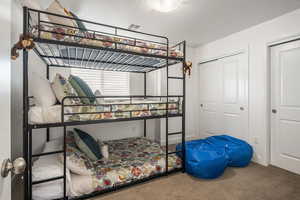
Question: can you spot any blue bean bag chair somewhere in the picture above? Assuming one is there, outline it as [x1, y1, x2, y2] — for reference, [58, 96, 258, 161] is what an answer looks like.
[206, 135, 253, 167]
[176, 135, 253, 179]
[176, 140, 228, 179]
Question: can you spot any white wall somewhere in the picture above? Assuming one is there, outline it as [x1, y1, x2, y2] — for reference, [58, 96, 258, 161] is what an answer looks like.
[11, 0, 23, 160]
[195, 8, 300, 166]
[0, 1, 12, 199]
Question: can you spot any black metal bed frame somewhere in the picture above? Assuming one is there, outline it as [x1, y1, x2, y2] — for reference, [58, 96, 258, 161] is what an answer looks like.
[23, 7, 186, 200]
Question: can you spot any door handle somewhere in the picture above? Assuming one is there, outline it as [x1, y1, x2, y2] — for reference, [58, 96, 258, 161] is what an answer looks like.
[1, 157, 26, 178]
[240, 107, 244, 111]
[200, 104, 203, 108]
[272, 109, 277, 114]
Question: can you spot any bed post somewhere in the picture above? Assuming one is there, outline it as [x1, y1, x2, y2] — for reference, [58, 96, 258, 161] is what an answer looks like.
[144, 72, 147, 137]
[28, 128, 33, 200]
[182, 41, 186, 173]
[63, 126, 67, 199]
[165, 38, 169, 174]
[23, 6, 29, 200]
[46, 65, 50, 142]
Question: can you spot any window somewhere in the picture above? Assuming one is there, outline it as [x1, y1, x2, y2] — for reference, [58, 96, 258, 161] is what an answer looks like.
[71, 69, 130, 96]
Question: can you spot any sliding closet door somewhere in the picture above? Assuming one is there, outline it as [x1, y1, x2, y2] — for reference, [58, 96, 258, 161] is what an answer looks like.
[199, 53, 249, 141]
[221, 54, 249, 141]
[199, 60, 223, 138]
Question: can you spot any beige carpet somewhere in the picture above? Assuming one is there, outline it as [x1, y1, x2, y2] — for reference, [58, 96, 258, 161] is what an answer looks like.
[90, 163, 300, 200]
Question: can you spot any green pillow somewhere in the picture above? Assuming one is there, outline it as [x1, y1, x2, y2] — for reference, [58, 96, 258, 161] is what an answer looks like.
[69, 75, 95, 104]
[73, 128, 102, 161]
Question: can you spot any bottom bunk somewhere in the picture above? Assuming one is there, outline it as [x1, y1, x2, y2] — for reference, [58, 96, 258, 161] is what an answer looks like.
[32, 132, 182, 200]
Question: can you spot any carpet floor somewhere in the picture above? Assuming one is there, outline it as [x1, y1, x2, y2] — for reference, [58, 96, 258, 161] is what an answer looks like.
[91, 163, 300, 200]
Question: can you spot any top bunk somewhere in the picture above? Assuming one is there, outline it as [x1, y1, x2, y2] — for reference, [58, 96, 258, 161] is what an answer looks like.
[25, 8, 186, 73]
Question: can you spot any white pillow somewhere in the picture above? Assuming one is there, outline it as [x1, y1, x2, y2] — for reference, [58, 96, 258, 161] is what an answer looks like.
[32, 73, 57, 107]
[94, 89, 104, 104]
[51, 73, 78, 105]
[97, 139, 109, 159]
[46, 0, 77, 28]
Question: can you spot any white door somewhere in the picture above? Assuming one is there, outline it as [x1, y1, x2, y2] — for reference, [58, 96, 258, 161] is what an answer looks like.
[271, 40, 300, 175]
[199, 60, 223, 138]
[199, 53, 249, 141]
[221, 54, 249, 141]
[0, 0, 12, 199]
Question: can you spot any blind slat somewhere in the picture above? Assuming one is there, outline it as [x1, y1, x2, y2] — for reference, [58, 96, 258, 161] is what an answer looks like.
[71, 69, 130, 95]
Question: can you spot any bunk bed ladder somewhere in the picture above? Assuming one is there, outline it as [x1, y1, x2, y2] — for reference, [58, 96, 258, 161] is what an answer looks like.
[28, 126, 68, 200]
[166, 41, 186, 174]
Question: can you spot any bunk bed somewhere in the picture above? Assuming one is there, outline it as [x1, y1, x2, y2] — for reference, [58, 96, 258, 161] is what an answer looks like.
[23, 7, 186, 200]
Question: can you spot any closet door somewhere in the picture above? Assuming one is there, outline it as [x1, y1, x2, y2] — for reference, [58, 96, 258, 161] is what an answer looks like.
[199, 53, 249, 141]
[271, 40, 300, 175]
[199, 60, 223, 138]
[221, 54, 249, 141]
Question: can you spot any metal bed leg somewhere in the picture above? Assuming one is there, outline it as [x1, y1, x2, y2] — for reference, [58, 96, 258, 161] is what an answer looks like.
[46, 65, 50, 142]
[23, 6, 30, 200]
[46, 128, 50, 142]
[144, 120, 147, 137]
[63, 126, 67, 199]
[165, 39, 169, 174]
[28, 128, 33, 200]
[182, 41, 186, 173]
[144, 73, 147, 138]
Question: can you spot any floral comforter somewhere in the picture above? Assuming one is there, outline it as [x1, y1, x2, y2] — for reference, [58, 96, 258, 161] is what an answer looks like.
[91, 137, 181, 191]
[65, 133, 182, 193]
[65, 99, 181, 122]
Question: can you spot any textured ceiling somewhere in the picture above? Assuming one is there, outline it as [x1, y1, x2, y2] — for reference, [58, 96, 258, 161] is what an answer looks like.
[40, 0, 300, 46]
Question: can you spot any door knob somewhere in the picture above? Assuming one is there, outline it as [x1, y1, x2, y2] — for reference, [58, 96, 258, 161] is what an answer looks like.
[1, 157, 26, 178]
[240, 107, 244, 111]
[200, 104, 203, 107]
[272, 109, 277, 114]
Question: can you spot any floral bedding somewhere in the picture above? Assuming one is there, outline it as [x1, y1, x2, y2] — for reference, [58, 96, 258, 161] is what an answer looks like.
[31, 25, 183, 58]
[65, 99, 181, 122]
[65, 133, 182, 193]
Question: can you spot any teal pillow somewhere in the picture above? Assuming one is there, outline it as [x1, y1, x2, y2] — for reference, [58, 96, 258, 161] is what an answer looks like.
[73, 128, 102, 161]
[69, 75, 95, 104]
[69, 11, 87, 32]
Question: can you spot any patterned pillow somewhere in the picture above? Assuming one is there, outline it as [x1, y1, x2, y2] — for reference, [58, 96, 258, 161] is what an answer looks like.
[46, 0, 77, 28]
[58, 131, 94, 175]
[51, 73, 79, 105]
[69, 75, 96, 104]
[73, 128, 102, 161]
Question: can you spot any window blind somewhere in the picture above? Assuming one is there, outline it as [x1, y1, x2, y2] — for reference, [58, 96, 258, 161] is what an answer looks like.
[71, 69, 130, 96]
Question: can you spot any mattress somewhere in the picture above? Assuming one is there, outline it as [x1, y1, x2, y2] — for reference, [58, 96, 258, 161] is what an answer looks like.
[33, 136, 181, 199]
[31, 25, 183, 59]
[29, 98, 181, 124]
[75, 136, 181, 193]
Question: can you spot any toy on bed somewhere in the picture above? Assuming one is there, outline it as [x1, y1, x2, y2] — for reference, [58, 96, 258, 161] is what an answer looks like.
[11, 33, 35, 60]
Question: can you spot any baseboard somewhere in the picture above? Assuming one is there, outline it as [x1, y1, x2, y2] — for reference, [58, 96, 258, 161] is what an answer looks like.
[159, 134, 198, 146]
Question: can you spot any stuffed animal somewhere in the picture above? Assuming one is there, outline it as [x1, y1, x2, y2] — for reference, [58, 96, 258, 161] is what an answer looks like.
[183, 61, 192, 77]
[11, 33, 35, 60]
